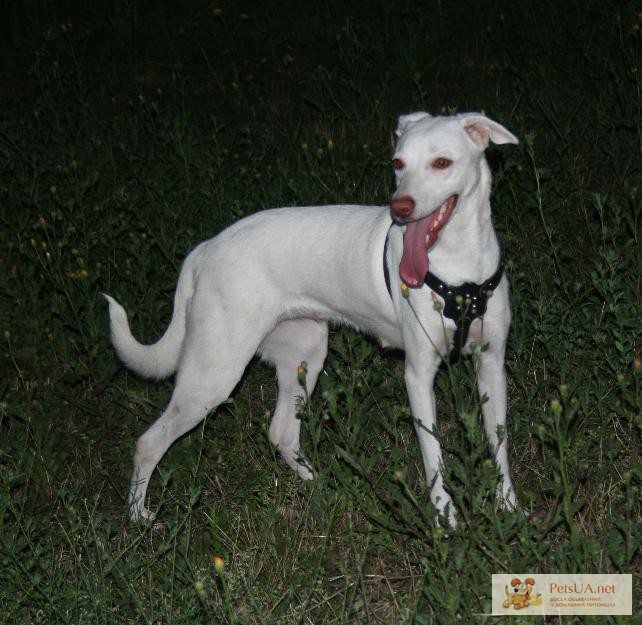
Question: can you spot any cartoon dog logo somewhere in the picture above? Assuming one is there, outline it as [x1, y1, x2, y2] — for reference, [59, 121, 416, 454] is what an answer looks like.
[503, 577, 540, 610]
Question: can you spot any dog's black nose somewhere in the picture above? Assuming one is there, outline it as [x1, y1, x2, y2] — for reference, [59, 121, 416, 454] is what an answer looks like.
[390, 195, 415, 220]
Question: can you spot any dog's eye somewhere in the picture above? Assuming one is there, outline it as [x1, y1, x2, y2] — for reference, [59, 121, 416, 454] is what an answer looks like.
[432, 157, 453, 170]
[392, 158, 404, 171]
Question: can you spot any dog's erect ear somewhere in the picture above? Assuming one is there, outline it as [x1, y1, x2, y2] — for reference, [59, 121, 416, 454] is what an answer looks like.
[395, 112, 431, 137]
[459, 114, 519, 149]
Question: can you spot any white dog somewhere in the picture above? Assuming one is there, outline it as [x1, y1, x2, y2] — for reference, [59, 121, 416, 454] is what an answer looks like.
[105, 112, 519, 526]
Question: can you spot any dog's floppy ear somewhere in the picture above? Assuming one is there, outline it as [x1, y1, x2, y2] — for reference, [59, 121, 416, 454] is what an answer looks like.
[396, 112, 431, 137]
[459, 114, 519, 149]
[510, 578, 521, 587]
[525, 578, 535, 586]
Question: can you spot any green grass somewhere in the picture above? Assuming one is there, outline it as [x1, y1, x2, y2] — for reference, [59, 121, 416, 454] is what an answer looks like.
[0, 1, 640, 623]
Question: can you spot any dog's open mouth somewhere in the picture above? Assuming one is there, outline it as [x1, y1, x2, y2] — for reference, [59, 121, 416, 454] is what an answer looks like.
[399, 194, 458, 287]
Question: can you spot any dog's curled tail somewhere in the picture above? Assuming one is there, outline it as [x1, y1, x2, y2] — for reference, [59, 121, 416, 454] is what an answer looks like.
[103, 261, 194, 380]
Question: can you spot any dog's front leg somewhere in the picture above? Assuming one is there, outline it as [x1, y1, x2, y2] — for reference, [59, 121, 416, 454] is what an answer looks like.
[404, 357, 457, 527]
[477, 348, 518, 510]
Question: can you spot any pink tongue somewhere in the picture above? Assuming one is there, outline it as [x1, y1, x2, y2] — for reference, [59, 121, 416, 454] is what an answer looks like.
[399, 212, 438, 287]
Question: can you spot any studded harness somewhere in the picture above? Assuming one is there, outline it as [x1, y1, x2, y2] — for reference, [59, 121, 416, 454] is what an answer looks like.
[383, 227, 504, 363]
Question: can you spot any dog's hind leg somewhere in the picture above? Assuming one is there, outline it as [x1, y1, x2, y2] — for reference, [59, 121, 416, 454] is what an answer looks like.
[128, 314, 264, 522]
[259, 318, 329, 480]
[128, 391, 214, 522]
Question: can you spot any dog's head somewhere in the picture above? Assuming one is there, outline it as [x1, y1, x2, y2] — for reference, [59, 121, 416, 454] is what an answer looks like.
[391, 111, 518, 222]
[390, 111, 518, 287]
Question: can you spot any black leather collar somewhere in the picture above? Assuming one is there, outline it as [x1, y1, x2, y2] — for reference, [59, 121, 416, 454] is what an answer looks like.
[383, 227, 504, 362]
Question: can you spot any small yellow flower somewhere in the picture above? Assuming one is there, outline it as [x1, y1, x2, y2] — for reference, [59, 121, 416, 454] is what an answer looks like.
[212, 7, 222, 15]
[214, 556, 225, 573]
[297, 361, 308, 384]
[400, 282, 409, 299]
[327, 138, 334, 150]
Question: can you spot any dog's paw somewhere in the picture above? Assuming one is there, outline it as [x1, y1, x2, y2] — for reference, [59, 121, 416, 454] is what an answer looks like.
[433, 494, 458, 529]
[280, 449, 316, 480]
[436, 506, 458, 529]
[495, 481, 519, 512]
[293, 454, 316, 481]
[129, 505, 156, 524]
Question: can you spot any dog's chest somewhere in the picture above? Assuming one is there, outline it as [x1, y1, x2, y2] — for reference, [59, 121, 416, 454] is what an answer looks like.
[463, 318, 485, 350]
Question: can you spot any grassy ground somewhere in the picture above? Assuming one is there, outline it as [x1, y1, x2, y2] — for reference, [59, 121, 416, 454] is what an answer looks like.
[0, 1, 640, 623]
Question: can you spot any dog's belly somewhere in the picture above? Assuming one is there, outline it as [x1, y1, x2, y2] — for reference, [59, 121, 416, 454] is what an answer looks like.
[279, 307, 404, 350]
